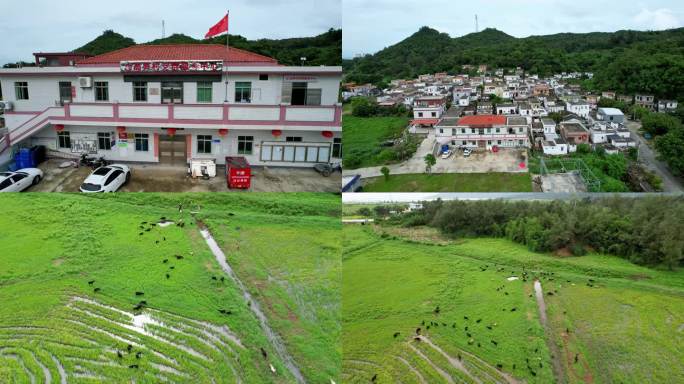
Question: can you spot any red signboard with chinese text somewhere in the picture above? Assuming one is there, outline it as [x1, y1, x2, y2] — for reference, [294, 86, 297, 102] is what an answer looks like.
[225, 156, 251, 189]
[120, 61, 223, 73]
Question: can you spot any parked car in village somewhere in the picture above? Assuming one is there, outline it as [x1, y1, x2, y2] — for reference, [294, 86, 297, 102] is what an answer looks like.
[463, 148, 473, 157]
[79, 164, 131, 193]
[0, 168, 43, 192]
[441, 149, 452, 159]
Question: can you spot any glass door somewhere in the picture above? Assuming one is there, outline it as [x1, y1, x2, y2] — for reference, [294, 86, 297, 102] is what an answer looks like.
[161, 81, 183, 104]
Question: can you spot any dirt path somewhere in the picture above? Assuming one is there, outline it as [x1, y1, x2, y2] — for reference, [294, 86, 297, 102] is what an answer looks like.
[394, 355, 428, 384]
[50, 353, 67, 384]
[534, 280, 565, 384]
[199, 226, 306, 384]
[408, 343, 455, 384]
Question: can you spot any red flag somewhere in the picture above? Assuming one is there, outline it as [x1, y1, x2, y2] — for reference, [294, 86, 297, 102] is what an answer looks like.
[204, 14, 229, 38]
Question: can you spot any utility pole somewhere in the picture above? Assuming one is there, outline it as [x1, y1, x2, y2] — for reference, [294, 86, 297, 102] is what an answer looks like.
[475, 15, 479, 33]
[162, 20, 165, 38]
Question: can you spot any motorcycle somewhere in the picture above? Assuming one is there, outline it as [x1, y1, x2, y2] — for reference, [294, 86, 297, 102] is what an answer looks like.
[79, 153, 109, 169]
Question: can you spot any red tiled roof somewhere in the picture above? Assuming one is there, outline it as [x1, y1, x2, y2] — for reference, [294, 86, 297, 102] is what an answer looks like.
[77, 44, 278, 65]
[457, 115, 506, 126]
[411, 118, 439, 126]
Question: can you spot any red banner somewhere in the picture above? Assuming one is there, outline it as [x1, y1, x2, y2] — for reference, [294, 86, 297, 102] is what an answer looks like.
[120, 61, 223, 73]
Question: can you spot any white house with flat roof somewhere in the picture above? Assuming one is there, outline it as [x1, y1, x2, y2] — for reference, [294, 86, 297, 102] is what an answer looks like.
[0, 45, 342, 167]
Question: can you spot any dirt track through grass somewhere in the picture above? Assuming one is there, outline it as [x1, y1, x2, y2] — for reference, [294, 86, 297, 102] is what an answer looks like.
[199, 226, 306, 384]
[535, 280, 565, 384]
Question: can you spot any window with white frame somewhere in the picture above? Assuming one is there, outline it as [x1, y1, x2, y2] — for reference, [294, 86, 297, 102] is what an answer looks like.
[238, 136, 253, 154]
[235, 82, 251, 103]
[98, 132, 112, 150]
[95, 81, 109, 101]
[133, 81, 147, 102]
[15, 82, 29, 100]
[286, 136, 303, 142]
[135, 133, 149, 151]
[57, 131, 70, 148]
[197, 135, 212, 154]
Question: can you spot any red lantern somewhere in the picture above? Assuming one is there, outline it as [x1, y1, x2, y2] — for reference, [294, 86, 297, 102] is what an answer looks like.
[54, 124, 64, 132]
[218, 129, 228, 136]
[116, 126, 126, 133]
[166, 128, 177, 137]
[321, 130, 333, 138]
[271, 129, 282, 137]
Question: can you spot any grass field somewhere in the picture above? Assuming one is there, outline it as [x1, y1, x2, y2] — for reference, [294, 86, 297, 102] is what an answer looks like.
[343, 115, 410, 169]
[342, 224, 684, 384]
[362, 173, 533, 192]
[0, 193, 340, 384]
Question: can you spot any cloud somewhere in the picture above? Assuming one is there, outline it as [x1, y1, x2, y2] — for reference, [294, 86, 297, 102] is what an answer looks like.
[633, 8, 682, 30]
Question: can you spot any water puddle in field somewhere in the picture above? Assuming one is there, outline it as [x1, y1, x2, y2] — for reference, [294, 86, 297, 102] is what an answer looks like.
[507, 276, 519, 281]
[132, 313, 164, 334]
[533, 280, 547, 326]
[198, 226, 306, 384]
[158, 221, 175, 227]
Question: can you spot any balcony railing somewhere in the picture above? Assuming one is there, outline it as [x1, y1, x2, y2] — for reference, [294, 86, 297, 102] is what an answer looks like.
[8, 102, 341, 145]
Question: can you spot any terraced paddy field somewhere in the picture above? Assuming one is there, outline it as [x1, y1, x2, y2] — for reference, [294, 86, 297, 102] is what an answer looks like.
[0, 193, 340, 384]
[342, 224, 684, 384]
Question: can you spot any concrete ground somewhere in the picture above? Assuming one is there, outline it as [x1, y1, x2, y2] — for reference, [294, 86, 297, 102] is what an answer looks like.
[26, 159, 340, 193]
[539, 172, 588, 193]
[343, 133, 528, 179]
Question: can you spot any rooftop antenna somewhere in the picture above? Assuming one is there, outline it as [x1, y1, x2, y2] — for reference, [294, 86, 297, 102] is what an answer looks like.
[475, 15, 479, 33]
[162, 20, 165, 38]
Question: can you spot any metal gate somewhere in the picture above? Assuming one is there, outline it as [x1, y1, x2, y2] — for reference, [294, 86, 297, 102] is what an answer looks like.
[159, 135, 187, 165]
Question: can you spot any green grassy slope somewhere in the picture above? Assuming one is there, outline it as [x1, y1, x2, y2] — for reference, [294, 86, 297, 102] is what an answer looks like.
[362, 173, 533, 192]
[0, 193, 340, 384]
[342, 225, 684, 384]
[343, 116, 409, 169]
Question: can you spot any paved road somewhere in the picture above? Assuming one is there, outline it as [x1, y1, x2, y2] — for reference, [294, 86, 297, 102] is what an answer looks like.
[626, 121, 684, 193]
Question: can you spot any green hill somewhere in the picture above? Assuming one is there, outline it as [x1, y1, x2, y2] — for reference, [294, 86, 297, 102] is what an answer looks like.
[344, 26, 684, 99]
[73, 28, 342, 66]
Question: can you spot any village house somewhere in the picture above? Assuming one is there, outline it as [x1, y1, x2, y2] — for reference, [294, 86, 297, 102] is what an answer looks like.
[542, 137, 568, 155]
[634, 94, 655, 110]
[435, 114, 529, 150]
[657, 100, 678, 113]
[617, 94, 633, 104]
[559, 121, 590, 152]
[596, 107, 625, 124]
[477, 101, 493, 114]
[541, 117, 558, 140]
[566, 100, 591, 118]
[410, 95, 446, 129]
[0, 46, 342, 167]
[601, 91, 616, 100]
[496, 103, 517, 115]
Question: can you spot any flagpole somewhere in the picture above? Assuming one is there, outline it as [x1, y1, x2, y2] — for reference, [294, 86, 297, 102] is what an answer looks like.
[225, 10, 229, 102]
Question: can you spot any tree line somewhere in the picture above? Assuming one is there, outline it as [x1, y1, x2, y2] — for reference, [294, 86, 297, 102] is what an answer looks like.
[390, 197, 684, 270]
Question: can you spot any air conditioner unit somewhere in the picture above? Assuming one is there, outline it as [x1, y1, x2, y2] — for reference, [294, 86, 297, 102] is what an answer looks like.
[0, 101, 13, 111]
[78, 76, 92, 88]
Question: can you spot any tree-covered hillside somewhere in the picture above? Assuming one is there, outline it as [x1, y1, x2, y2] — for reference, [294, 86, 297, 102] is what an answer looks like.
[344, 26, 684, 99]
[71, 28, 341, 66]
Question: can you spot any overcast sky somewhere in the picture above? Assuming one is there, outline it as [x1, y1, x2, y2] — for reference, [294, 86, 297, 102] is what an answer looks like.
[0, 0, 341, 64]
[343, 0, 684, 58]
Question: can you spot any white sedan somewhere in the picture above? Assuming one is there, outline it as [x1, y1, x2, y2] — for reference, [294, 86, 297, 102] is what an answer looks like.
[79, 164, 131, 193]
[0, 168, 44, 192]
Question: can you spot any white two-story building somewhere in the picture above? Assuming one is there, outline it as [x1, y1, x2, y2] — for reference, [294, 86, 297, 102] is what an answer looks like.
[435, 114, 529, 150]
[0, 45, 342, 167]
